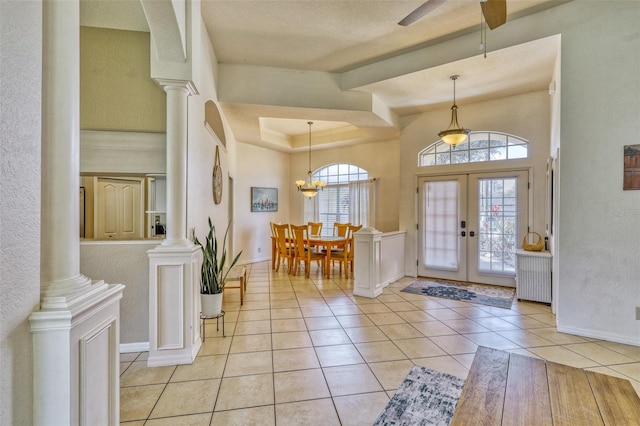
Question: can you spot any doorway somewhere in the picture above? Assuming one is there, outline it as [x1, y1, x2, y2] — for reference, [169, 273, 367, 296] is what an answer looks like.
[418, 170, 528, 287]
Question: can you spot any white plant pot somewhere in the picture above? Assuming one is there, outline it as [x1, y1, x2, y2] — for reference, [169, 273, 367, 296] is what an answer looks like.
[201, 292, 223, 317]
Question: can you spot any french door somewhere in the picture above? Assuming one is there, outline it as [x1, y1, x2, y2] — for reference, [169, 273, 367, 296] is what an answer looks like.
[418, 171, 528, 287]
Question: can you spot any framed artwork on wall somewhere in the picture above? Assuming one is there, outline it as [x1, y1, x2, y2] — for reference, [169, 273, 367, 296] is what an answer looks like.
[251, 187, 278, 212]
[624, 145, 640, 190]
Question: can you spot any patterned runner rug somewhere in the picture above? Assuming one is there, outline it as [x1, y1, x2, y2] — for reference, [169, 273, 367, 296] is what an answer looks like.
[373, 366, 464, 426]
[401, 279, 515, 309]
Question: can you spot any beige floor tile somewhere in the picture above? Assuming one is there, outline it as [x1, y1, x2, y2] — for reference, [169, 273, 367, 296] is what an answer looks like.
[271, 331, 312, 350]
[149, 379, 220, 418]
[412, 355, 469, 380]
[215, 373, 274, 411]
[378, 323, 424, 340]
[120, 384, 165, 422]
[343, 326, 389, 343]
[595, 341, 640, 361]
[336, 314, 374, 328]
[452, 353, 477, 369]
[297, 297, 327, 307]
[527, 327, 589, 344]
[120, 352, 141, 362]
[270, 299, 301, 309]
[229, 333, 272, 354]
[309, 328, 351, 346]
[269, 291, 296, 300]
[244, 293, 270, 302]
[500, 315, 550, 329]
[393, 337, 447, 358]
[275, 398, 340, 426]
[315, 343, 365, 367]
[505, 348, 543, 358]
[198, 336, 232, 356]
[367, 312, 406, 325]
[120, 361, 132, 376]
[408, 299, 448, 310]
[442, 319, 490, 334]
[376, 294, 406, 304]
[425, 309, 466, 321]
[496, 329, 555, 347]
[564, 342, 637, 365]
[395, 310, 437, 323]
[144, 413, 212, 426]
[354, 341, 407, 363]
[411, 321, 457, 337]
[271, 318, 307, 333]
[304, 316, 342, 330]
[333, 392, 390, 426]
[120, 361, 176, 387]
[471, 316, 521, 331]
[527, 346, 600, 369]
[451, 307, 496, 319]
[463, 332, 522, 350]
[274, 368, 331, 403]
[323, 364, 383, 396]
[300, 306, 334, 317]
[172, 354, 226, 381]
[233, 320, 271, 335]
[241, 300, 271, 310]
[383, 301, 419, 312]
[270, 307, 303, 319]
[223, 350, 273, 377]
[357, 303, 392, 314]
[434, 299, 470, 309]
[609, 362, 640, 382]
[330, 305, 362, 316]
[511, 302, 551, 315]
[527, 313, 557, 326]
[210, 406, 275, 426]
[430, 335, 478, 355]
[273, 347, 321, 372]
[368, 359, 415, 390]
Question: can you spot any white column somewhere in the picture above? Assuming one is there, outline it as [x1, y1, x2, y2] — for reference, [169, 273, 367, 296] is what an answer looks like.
[353, 227, 384, 298]
[156, 79, 197, 247]
[30, 1, 124, 424]
[147, 79, 201, 366]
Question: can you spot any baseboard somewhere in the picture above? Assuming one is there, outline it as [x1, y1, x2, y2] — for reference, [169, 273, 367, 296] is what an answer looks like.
[120, 341, 150, 353]
[557, 324, 640, 347]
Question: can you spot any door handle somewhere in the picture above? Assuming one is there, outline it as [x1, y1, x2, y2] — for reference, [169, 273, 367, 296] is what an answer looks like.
[469, 231, 475, 237]
[461, 231, 466, 237]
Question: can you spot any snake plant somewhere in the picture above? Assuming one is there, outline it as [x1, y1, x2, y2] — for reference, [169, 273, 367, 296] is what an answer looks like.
[195, 218, 242, 294]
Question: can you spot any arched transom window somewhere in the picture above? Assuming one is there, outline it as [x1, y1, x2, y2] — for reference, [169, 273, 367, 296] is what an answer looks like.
[419, 131, 529, 167]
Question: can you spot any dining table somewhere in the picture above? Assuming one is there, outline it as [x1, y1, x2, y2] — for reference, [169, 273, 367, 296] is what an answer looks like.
[271, 234, 347, 278]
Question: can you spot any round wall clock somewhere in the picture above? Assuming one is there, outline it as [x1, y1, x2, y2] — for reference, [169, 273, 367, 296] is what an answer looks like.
[213, 146, 223, 204]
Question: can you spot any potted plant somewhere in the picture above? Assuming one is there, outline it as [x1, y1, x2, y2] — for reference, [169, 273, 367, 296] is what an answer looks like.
[195, 217, 242, 317]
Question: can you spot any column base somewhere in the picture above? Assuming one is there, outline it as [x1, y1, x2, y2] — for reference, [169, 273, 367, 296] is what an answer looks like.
[30, 282, 124, 426]
[147, 245, 202, 367]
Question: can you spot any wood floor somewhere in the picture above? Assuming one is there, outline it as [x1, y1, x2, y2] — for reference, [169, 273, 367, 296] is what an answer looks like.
[451, 346, 640, 425]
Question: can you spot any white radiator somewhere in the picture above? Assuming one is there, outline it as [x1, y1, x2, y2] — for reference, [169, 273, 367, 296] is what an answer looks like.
[515, 249, 552, 304]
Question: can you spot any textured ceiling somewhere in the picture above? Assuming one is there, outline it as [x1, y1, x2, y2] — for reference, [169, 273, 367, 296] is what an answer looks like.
[80, 0, 565, 151]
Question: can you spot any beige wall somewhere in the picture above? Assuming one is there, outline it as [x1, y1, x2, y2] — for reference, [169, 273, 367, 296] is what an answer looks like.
[80, 26, 166, 132]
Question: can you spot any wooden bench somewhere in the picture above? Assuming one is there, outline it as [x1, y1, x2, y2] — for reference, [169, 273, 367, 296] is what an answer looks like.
[223, 265, 247, 305]
[451, 346, 640, 425]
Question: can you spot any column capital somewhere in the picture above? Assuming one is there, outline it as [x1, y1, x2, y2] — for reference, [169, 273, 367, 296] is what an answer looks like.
[154, 78, 199, 96]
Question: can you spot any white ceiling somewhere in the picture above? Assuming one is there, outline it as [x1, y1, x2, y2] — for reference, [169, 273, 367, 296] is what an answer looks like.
[80, 0, 565, 151]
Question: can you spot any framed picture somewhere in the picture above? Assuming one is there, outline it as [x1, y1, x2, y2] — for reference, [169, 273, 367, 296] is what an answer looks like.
[251, 187, 278, 212]
[624, 144, 640, 190]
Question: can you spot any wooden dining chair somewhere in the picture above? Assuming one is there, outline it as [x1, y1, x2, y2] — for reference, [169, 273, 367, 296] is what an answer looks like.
[291, 224, 325, 278]
[333, 222, 351, 237]
[307, 222, 323, 237]
[274, 223, 294, 274]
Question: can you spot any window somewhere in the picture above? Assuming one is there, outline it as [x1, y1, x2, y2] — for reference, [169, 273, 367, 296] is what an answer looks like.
[305, 163, 373, 236]
[419, 131, 528, 167]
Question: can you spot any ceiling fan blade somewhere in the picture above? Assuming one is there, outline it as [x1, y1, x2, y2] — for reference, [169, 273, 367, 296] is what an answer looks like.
[480, 0, 507, 30]
[398, 0, 448, 26]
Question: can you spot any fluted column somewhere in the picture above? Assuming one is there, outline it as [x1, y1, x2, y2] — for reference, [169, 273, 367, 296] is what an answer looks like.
[157, 80, 197, 247]
[40, 0, 92, 306]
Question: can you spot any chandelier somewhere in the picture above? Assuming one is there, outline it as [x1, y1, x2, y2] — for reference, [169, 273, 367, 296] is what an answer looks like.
[295, 121, 326, 198]
[438, 75, 470, 147]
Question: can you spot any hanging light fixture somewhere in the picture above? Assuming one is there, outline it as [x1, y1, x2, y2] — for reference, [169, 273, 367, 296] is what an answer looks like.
[438, 75, 470, 147]
[295, 121, 326, 198]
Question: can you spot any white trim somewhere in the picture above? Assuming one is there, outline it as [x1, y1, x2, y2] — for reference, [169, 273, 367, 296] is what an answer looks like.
[557, 325, 640, 347]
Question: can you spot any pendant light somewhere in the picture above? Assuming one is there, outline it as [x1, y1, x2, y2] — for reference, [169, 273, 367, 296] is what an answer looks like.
[438, 75, 470, 147]
[295, 122, 326, 197]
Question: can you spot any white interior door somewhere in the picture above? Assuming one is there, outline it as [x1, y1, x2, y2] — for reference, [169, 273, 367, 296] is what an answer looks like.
[418, 170, 528, 287]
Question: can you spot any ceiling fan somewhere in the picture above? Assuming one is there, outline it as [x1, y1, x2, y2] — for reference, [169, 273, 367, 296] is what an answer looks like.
[398, 0, 507, 30]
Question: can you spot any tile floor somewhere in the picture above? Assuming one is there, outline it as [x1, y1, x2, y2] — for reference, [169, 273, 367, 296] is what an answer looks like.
[120, 261, 640, 425]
